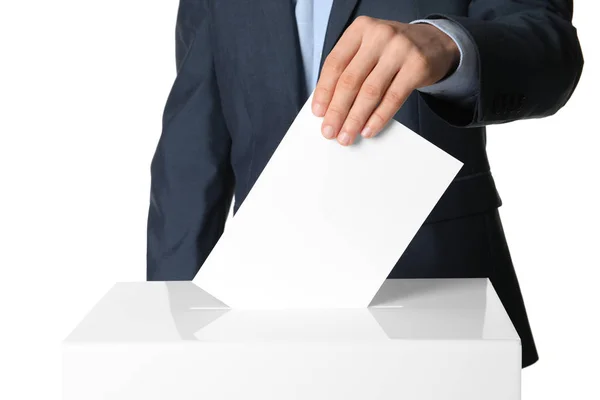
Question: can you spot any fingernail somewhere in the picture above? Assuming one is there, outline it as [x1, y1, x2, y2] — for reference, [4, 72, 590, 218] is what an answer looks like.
[338, 131, 351, 146]
[323, 125, 335, 139]
[312, 103, 324, 116]
[361, 126, 372, 138]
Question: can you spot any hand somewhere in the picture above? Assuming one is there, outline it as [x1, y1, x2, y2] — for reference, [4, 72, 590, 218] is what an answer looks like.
[312, 16, 460, 146]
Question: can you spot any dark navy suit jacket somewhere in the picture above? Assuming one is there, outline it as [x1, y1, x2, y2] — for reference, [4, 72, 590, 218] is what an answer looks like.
[147, 0, 583, 367]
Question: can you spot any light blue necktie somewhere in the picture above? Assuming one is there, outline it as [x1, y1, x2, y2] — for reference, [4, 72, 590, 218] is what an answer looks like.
[295, 0, 334, 94]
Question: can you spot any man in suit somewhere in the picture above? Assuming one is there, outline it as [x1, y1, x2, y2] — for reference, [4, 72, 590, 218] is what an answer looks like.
[147, 0, 583, 368]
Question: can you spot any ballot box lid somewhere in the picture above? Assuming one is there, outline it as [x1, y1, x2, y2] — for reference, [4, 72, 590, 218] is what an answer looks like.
[63, 279, 519, 344]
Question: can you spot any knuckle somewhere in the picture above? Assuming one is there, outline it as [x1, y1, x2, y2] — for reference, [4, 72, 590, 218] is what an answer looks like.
[353, 15, 372, 28]
[390, 34, 410, 52]
[326, 106, 345, 119]
[374, 23, 396, 39]
[314, 85, 333, 99]
[339, 71, 360, 90]
[370, 111, 386, 127]
[361, 82, 383, 100]
[386, 90, 405, 107]
[345, 113, 363, 127]
[324, 53, 344, 74]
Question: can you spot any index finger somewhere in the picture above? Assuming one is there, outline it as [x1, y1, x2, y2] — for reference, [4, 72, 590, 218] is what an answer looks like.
[311, 18, 367, 117]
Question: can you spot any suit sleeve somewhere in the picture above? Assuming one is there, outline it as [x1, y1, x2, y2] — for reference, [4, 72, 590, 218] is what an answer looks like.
[419, 0, 584, 127]
[147, 0, 234, 281]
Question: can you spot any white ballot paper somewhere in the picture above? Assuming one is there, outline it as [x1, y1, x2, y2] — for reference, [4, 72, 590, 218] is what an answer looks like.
[194, 96, 463, 309]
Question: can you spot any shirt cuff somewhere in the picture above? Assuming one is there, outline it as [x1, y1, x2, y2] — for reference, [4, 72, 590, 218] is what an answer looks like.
[410, 19, 479, 105]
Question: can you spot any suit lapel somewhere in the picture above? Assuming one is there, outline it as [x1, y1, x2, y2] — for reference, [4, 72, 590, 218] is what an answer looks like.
[319, 0, 361, 73]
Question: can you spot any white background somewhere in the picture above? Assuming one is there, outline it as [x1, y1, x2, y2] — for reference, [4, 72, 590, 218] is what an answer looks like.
[0, 1, 598, 399]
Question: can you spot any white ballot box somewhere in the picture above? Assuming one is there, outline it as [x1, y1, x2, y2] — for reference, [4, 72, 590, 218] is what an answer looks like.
[63, 279, 521, 400]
